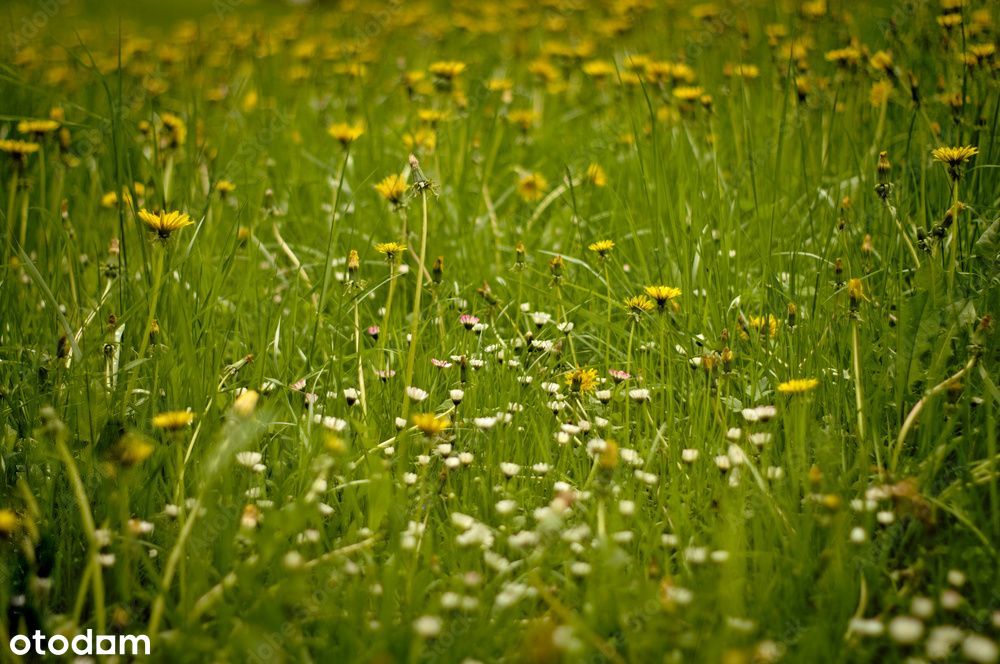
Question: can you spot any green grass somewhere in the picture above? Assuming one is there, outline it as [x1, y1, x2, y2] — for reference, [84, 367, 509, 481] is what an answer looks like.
[1, 0, 999, 661]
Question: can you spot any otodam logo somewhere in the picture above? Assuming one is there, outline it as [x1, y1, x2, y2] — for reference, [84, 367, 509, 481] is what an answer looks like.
[7, 630, 150, 656]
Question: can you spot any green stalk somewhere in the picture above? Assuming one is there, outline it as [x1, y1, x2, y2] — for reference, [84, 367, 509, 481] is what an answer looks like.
[55, 435, 106, 632]
[121, 243, 165, 416]
[380, 260, 398, 369]
[946, 179, 960, 298]
[401, 189, 429, 418]
[311, 148, 352, 367]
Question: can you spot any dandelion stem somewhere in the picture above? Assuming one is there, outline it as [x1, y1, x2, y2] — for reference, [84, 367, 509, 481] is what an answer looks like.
[312, 147, 351, 367]
[850, 317, 879, 475]
[355, 298, 368, 416]
[121, 243, 165, 417]
[5, 169, 18, 261]
[946, 180, 960, 297]
[401, 189, 429, 418]
[380, 261, 397, 368]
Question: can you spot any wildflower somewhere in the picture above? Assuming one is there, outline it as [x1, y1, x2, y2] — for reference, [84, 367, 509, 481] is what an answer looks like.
[328, 122, 364, 146]
[548, 255, 563, 280]
[588, 239, 615, 258]
[413, 615, 442, 638]
[160, 113, 187, 147]
[459, 314, 479, 330]
[411, 413, 450, 437]
[375, 241, 407, 262]
[517, 172, 548, 202]
[0, 509, 19, 537]
[777, 378, 819, 395]
[644, 285, 682, 309]
[233, 389, 259, 417]
[432, 256, 444, 283]
[111, 433, 155, 467]
[214, 179, 237, 195]
[406, 386, 428, 402]
[565, 367, 599, 393]
[152, 410, 194, 431]
[608, 369, 630, 383]
[507, 109, 537, 132]
[624, 294, 655, 315]
[429, 60, 466, 80]
[17, 119, 60, 135]
[0, 139, 41, 162]
[888, 616, 924, 645]
[375, 173, 408, 207]
[931, 145, 978, 181]
[876, 151, 892, 200]
[585, 163, 607, 187]
[138, 209, 194, 240]
[628, 388, 651, 402]
[847, 278, 866, 310]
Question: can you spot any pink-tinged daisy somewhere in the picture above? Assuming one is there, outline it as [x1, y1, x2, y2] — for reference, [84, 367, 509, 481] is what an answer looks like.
[431, 358, 453, 369]
[609, 369, 631, 383]
[459, 314, 480, 330]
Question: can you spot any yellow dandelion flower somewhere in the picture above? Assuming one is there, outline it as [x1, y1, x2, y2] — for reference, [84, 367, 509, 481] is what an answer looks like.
[583, 60, 616, 79]
[411, 413, 451, 436]
[214, 179, 237, 195]
[160, 112, 187, 147]
[375, 173, 409, 206]
[507, 109, 538, 132]
[375, 241, 407, 261]
[517, 172, 548, 202]
[644, 285, 682, 308]
[112, 432, 156, 467]
[328, 121, 364, 146]
[417, 108, 450, 126]
[403, 127, 437, 152]
[0, 139, 41, 160]
[138, 209, 194, 239]
[152, 410, 195, 431]
[565, 367, 599, 393]
[487, 78, 513, 92]
[588, 239, 615, 258]
[17, 119, 60, 135]
[585, 163, 607, 187]
[777, 378, 820, 395]
[0, 509, 19, 537]
[625, 294, 655, 315]
[931, 145, 978, 180]
[429, 61, 466, 80]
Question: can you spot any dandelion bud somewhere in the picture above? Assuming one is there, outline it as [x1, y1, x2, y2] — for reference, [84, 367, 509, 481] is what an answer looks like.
[786, 302, 797, 328]
[908, 72, 920, 105]
[549, 255, 564, 280]
[847, 278, 864, 310]
[432, 256, 444, 284]
[834, 258, 844, 285]
[149, 319, 160, 344]
[861, 234, 874, 255]
[875, 151, 892, 200]
[515, 242, 526, 269]
[720, 346, 733, 370]
[348, 249, 360, 276]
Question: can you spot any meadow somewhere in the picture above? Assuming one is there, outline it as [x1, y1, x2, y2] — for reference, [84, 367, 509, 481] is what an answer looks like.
[1, 0, 999, 661]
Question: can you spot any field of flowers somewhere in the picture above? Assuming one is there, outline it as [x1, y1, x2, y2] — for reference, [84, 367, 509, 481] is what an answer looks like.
[1, 0, 998, 661]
